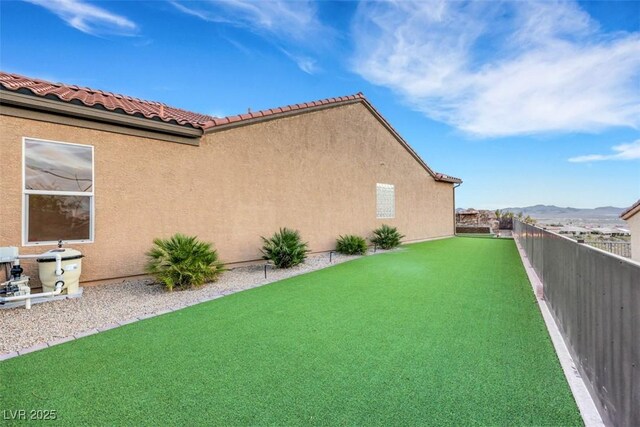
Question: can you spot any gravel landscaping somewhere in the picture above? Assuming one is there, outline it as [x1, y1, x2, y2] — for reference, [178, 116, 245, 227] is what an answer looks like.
[0, 250, 377, 356]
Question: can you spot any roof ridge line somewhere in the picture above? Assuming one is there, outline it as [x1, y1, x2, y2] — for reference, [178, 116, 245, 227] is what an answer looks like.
[202, 92, 365, 129]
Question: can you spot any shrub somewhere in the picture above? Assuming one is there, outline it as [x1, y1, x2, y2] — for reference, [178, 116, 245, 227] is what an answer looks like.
[261, 228, 309, 268]
[145, 233, 224, 291]
[336, 234, 368, 255]
[371, 224, 405, 250]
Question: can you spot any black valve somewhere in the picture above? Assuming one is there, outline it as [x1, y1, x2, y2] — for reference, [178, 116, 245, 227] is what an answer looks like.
[10, 264, 23, 280]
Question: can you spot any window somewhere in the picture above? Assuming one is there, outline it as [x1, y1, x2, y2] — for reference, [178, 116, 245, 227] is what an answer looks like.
[376, 183, 395, 219]
[23, 138, 94, 245]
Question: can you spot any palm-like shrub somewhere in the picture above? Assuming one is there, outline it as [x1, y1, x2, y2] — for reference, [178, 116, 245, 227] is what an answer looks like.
[371, 224, 405, 250]
[261, 228, 309, 268]
[145, 233, 224, 291]
[336, 234, 368, 255]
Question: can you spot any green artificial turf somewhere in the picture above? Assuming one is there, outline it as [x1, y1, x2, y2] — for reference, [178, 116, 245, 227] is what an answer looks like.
[0, 237, 581, 426]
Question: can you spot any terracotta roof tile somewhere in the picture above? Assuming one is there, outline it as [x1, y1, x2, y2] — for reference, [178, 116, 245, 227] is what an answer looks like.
[434, 173, 463, 184]
[202, 93, 367, 132]
[0, 71, 215, 129]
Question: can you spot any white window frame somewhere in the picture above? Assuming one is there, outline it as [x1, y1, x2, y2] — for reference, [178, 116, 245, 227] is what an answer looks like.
[22, 137, 95, 246]
[376, 183, 395, 219]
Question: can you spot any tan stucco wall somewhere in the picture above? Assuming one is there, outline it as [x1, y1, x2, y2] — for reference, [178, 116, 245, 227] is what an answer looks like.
[0, 102, 454, 283]
[626, 214, 640, 262]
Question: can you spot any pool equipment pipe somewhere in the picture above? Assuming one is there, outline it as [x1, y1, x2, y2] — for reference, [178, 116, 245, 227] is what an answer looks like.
[0, 252, 64, 309]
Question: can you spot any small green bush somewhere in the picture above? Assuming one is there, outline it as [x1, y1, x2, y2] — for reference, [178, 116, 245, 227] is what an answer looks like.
[336, 234, 368, 255]
[145, 233, 224, 291]
[371, 224, 405, 250]
[261, 228, 309, 268]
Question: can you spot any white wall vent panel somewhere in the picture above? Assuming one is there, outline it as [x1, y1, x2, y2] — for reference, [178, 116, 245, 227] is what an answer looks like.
[376, 183, 395, 219]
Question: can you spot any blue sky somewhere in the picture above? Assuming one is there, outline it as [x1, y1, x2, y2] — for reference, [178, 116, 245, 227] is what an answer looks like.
[1, 0, 638, 209]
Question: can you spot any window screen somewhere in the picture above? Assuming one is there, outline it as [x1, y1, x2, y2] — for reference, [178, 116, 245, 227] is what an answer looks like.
[376, 183, 395, 219]
[24, 139, 94, 244]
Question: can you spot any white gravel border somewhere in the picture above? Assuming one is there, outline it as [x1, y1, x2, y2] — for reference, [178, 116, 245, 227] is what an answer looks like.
[0, 250, 390, 361]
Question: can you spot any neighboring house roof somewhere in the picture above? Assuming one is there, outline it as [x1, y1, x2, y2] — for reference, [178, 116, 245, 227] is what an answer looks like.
[621, 199, 640, 220]
[0, 71, 462, 184]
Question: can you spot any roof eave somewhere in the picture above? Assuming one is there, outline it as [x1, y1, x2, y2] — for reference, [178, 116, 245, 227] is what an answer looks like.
[435, 174, 463, 184]
[0, 89, 203, 139]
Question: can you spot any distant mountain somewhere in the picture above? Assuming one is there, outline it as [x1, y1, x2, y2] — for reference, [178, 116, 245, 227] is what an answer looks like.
[499, 205, 625, 219]
[456, 205, 626, 218]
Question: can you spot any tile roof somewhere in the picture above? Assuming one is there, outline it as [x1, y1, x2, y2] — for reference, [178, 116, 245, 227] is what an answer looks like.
[0, 71, 461, 184]
[0, 71, 215, 129]
[203, 93, 365, 129]
[620, 199, 640, 220]
[434, 172, 463, 184]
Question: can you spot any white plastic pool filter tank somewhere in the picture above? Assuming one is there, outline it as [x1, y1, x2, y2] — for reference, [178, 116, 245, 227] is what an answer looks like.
[0, 246, 83, 309]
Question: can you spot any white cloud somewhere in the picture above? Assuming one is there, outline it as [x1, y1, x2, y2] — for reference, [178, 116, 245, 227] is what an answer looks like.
[171, 0, 327, 74]
[280, 49, 319, 74]
[25, 0, 137, 36]
[296, 58, 318, 74]
[569, 139, 640, 162]
[171, 0, 323, 42]
[170, 1, 216, 22]
[351, 1, 640, 137]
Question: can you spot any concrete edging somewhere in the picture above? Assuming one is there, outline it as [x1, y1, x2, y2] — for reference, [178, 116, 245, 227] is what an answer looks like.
[513, 237, 604, 427]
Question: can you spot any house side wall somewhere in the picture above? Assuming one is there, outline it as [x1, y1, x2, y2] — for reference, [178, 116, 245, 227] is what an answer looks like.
[627, 214, 640, 262]
[0, 102, 454, 283]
